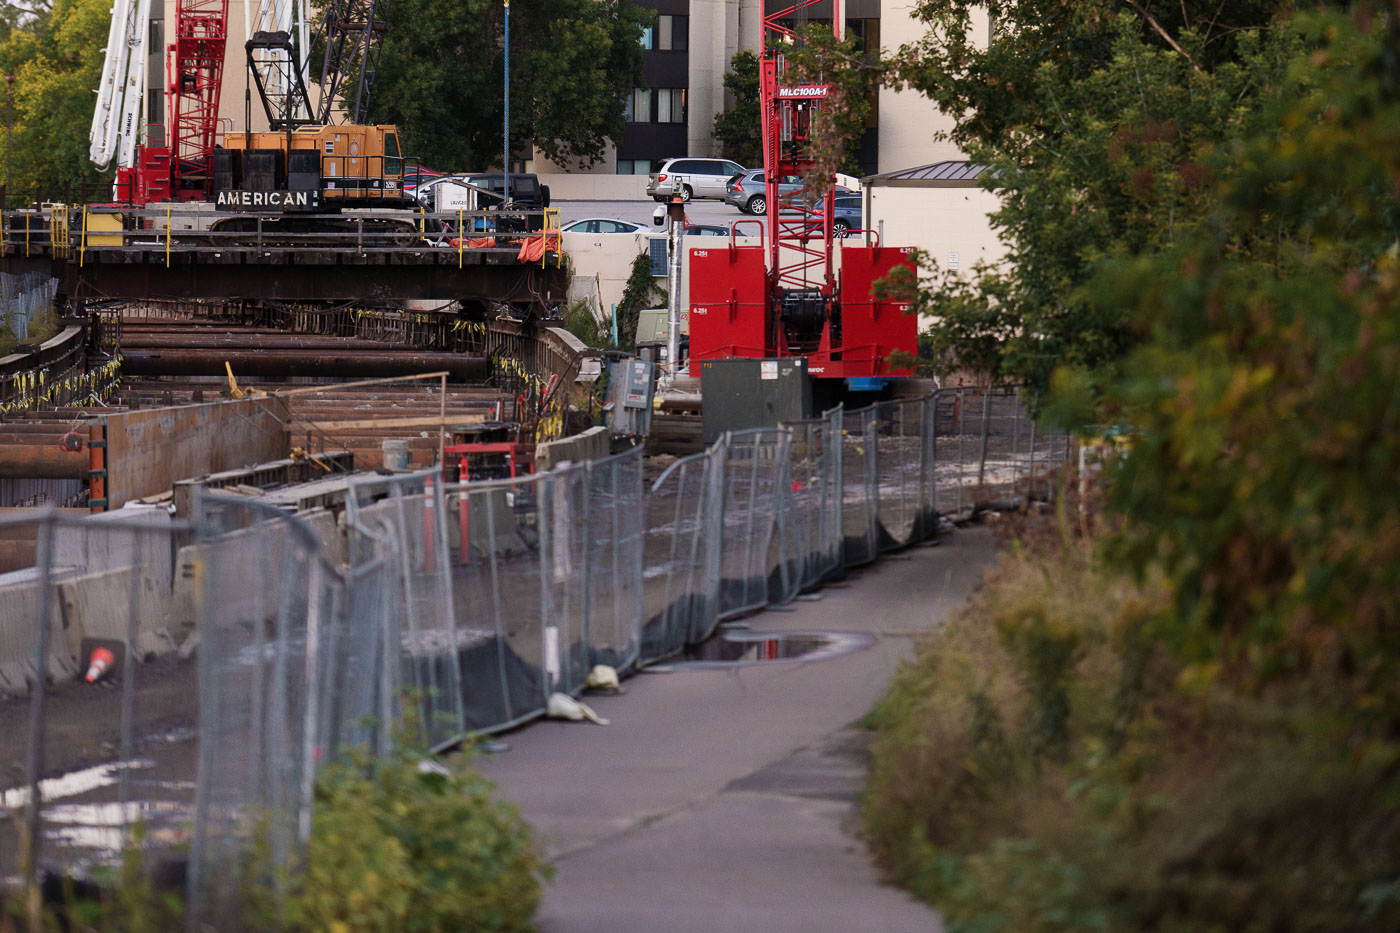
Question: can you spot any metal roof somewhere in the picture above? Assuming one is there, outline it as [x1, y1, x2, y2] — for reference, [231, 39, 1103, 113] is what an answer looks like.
[862, 160, 992, 187]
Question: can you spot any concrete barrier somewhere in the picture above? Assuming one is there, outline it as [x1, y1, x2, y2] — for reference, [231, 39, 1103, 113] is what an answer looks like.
[56, 565, 175, 661]
[536, 173, 650, 201]
[0, 571, 75, 695]
[300, 508, 347, 568]
[170, 518, 317, 632]
[53, 509, 174, 592]
[536, 426, 611, 471]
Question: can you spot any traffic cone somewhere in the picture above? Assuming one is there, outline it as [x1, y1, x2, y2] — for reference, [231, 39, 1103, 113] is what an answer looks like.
[84, 647, 116, 684]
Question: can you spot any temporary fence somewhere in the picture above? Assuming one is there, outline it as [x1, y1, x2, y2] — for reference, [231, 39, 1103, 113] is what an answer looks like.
[1, 384, 1070, 930]
[0, 509, 193, 926]
[341, 448, 647, 746]
[0, 271, 58, 339]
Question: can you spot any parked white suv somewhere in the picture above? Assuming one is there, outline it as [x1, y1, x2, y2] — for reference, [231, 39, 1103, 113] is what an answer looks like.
[646, 158, 748, 202]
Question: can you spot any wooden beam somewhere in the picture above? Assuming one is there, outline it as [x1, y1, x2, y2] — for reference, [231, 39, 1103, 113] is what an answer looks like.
[297, 413, 485, 432]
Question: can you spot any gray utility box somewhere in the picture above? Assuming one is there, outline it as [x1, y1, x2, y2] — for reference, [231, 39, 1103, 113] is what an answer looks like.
[699, 357, 813, 443]
[607, 357, 655, 437]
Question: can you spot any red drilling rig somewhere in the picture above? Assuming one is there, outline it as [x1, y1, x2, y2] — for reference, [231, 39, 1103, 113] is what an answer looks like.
[688, 0, 917, 385]
[114, 0, 229, 203]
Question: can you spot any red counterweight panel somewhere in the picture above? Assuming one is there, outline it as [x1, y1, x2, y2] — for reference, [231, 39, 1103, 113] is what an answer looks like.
[688, 245, 770, 377]
[838, 245, 918, 378]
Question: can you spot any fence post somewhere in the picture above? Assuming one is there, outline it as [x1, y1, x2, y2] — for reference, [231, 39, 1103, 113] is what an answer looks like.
[23, 517, 55, 931]
[976, 390, 991, 487]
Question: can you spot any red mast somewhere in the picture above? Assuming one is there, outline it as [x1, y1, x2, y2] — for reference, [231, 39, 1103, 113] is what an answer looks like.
[168, 0, 228, 200]
[760, 0, 838, 330]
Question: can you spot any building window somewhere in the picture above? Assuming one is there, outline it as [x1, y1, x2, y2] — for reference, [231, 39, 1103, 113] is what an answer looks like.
[624, 87, 652, 123]
[618, 159, 653, 175]
[147, 89, 164, 129]
[656, 14, 688, 51]
[656, 88, 686, 124]
[640, 25, 653, 50]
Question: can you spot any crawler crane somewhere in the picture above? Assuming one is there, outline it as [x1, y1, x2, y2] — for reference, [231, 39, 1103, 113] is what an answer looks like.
[688, 0, 917, 384]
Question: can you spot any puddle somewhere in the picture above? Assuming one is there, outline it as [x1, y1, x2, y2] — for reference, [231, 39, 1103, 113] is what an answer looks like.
[674, 631, 874, 668]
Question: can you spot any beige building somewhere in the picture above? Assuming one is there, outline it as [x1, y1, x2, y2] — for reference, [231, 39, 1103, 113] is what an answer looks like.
[540, 1, 987, 177]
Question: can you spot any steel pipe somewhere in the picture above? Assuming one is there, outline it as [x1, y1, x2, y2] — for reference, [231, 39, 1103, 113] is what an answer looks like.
[121, 347, 490, 381]
[0, 441, 87, 479]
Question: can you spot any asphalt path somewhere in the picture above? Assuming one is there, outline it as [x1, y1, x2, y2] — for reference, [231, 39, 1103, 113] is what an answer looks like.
[473, 529, 996, 933]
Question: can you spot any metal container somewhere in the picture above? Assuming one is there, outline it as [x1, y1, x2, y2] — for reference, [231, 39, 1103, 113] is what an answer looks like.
[380, 439, 410, 471]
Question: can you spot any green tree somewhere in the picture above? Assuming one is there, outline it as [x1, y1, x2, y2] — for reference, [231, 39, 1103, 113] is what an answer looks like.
[711, 49, 761, 167]
[887, 0, 1317, 398]
[1098, 7, 1400, 722]
[782, 24, 879, 187]
[366, 0, 650, 172]
[0, 0, 112, 201]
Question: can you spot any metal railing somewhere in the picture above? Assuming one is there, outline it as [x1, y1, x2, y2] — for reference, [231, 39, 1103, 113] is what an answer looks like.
[1, 203, 564, 265]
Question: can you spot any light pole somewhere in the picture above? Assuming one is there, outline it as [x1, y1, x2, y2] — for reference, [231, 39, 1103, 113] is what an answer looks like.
[502, 0, 510, 205]
[5, 73, 13, 196]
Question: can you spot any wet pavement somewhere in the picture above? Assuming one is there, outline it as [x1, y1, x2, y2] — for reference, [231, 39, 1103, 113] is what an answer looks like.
[473, 527, 996, 933]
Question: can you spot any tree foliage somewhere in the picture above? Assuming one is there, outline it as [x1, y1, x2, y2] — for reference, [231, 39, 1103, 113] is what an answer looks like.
[711, 50, 761, 167]
[867, 5, 1400, 927]
[0, 0, 113, 201]
[1098, 7, 1400, 715]
[888, 0, 1305, 396]
[366, 0, 650, 172]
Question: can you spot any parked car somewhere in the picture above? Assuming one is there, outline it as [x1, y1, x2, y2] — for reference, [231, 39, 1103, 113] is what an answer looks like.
[464, 172, 551, 210]
[646, 157, 748, 202]
[683, 224, 729, 236]
[414, 174, 552, 236]
[561, 218, 647, 234]
[808, 194, 865, 235]
[401, 163, 445, 195]
[723, 170, 804, 214]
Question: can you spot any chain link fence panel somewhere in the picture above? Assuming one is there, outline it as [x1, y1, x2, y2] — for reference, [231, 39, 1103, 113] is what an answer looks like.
[775, 406, 844, 599]
[717, 429, 789, 620]
[641, 444, 725, 664]
[1, 510, 195, 924]
[2, 384, 1071, 929]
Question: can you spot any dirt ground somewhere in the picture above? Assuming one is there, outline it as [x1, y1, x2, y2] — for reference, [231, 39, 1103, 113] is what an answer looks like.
[0, 653, 201, 883]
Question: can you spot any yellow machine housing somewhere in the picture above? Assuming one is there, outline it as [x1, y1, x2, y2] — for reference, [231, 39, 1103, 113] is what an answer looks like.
[220, 124, 406, 206]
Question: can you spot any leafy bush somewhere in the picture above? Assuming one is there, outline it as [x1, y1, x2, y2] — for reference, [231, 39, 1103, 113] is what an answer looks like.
[284, 744, 548, 933]
[562, 299, 610, 349]
[864, 490, 1400, 932]
[613, 252, 665, 353]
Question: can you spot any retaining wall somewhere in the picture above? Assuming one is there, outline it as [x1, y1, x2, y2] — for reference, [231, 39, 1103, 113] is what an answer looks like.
[536, 426, 611, 471]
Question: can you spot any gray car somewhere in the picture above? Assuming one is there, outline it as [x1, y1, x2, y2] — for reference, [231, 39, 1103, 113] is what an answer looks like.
[723, 170, 804, 214]
[646, 157, 748, 202]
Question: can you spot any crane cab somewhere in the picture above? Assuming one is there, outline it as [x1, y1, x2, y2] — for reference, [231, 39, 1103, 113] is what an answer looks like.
[216, 125, 408, 210]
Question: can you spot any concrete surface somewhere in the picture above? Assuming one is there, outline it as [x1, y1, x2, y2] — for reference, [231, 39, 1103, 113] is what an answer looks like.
[475, 527, 996, 933]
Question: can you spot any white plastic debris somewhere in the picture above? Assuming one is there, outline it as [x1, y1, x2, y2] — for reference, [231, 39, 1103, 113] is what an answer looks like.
[546, 692, 609, 726]
[584, 664, 623, 693]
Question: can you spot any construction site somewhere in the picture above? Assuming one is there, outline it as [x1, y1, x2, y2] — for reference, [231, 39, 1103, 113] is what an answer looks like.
[1, 0, 1075, 924]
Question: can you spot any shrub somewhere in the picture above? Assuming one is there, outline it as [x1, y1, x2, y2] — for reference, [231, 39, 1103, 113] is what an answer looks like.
[863, 486, 1400, 932]
[284, 744, 549, 933]
[613, 252, 665, 353]
[562, 299, 610, 349]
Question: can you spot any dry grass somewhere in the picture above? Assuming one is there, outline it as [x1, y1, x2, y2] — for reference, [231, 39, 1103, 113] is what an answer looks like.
[863, 474, 1400, 932]
[0, 307, 62, 357]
